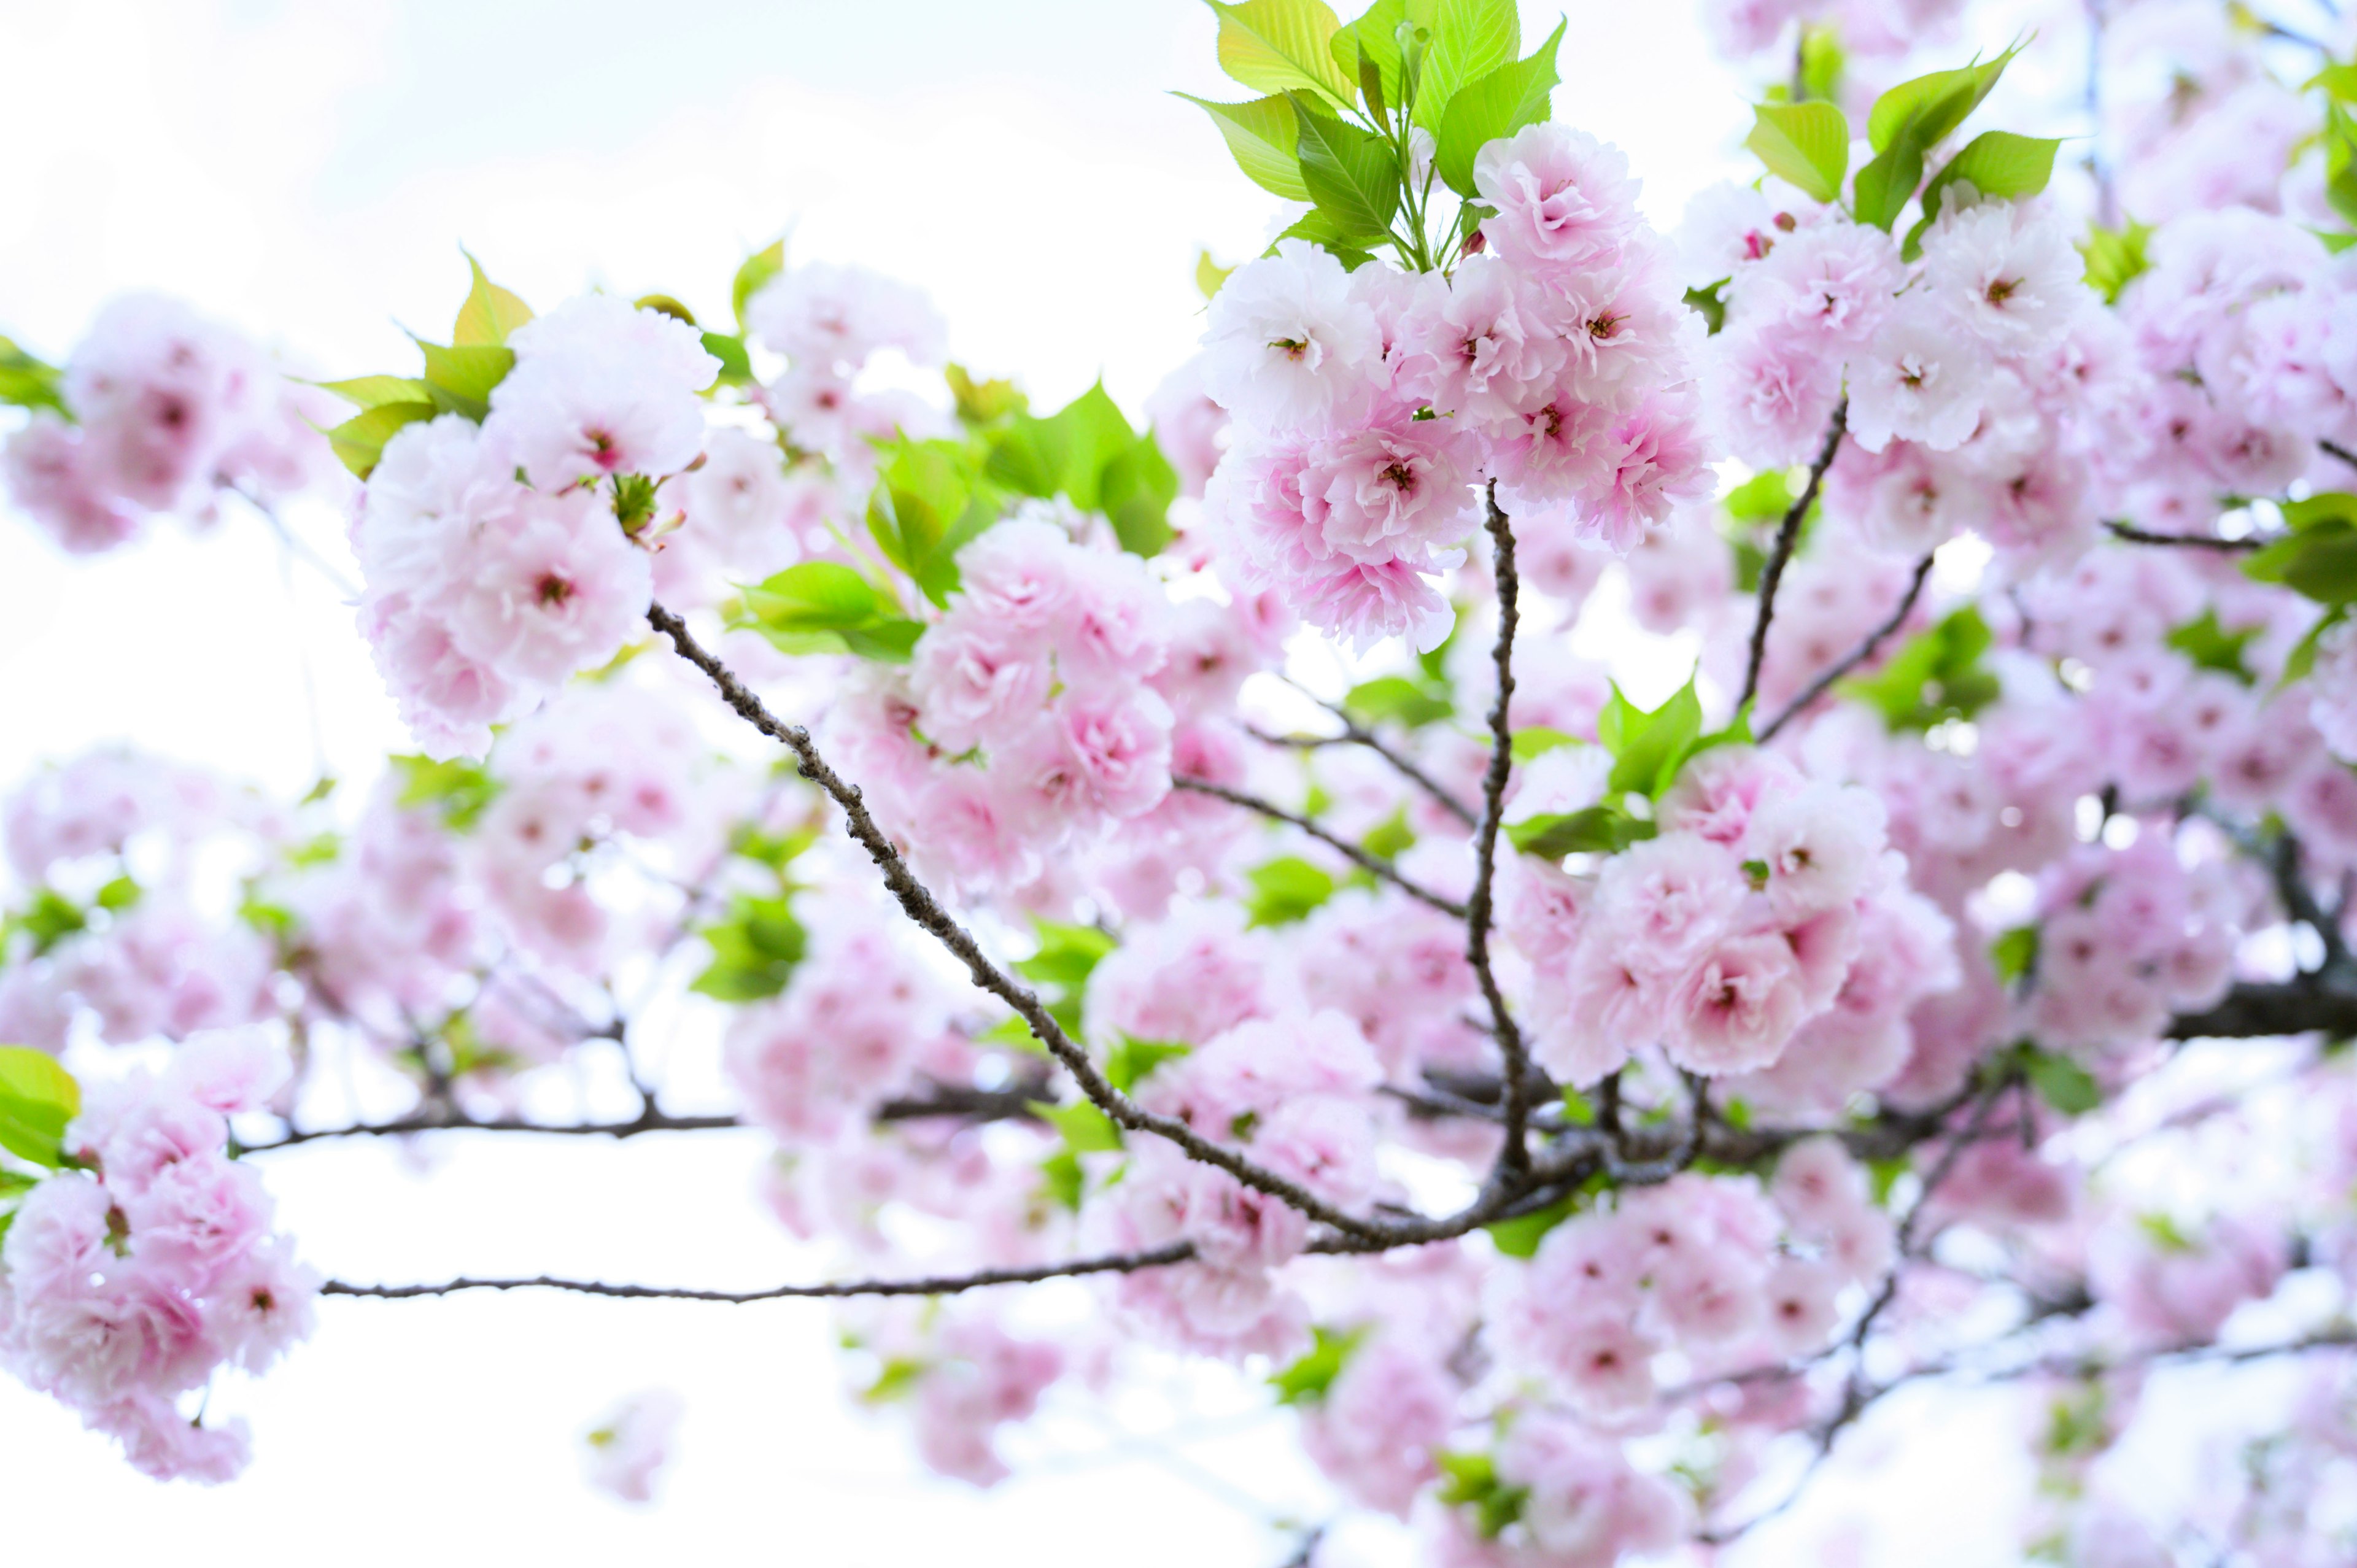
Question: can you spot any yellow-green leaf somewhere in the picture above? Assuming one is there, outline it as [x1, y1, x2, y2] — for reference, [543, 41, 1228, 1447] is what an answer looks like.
[451, 252, 534, 347]
[1207, 0, 1357, 111]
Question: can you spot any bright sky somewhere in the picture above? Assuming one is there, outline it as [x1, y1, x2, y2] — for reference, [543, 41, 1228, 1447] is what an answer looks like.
[0, 1, 2087, 1562]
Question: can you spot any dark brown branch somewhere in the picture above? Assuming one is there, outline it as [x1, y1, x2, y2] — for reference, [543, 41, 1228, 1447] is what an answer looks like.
[2323, 437, 2357, 474]
[240, 1106, 742, 1152]
[321, 1241, 1198, 1303]
[1737, 399, 1847, 715]
[1757, 550, 1935, 743]
[1169, 776, 1469, 919]
[648, 602, 1441, 1245]
[2167, 978, 2357, 1040]
[2104, 520, 2266, 552]
[1468, 485, 1536, 1179]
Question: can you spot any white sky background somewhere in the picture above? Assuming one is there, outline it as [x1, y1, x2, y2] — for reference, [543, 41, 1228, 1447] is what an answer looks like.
[0, 1, 2118, 1562]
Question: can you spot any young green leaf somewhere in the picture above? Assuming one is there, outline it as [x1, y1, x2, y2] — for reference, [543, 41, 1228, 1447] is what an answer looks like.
[1344, 674, 1452, 728]
[1098, 432, 1180, 557]
[1864, 46, 2021, 154]
[1290, 96, 1403, 241]
[451, 252, 534, 347]
[1105, 1037, 1193, 1095]
[1032, 1097, 1125, 1154]
[1335, 0, 1408, 107]
[1505, 805, 1658, 860]
[0, 336, 68, 417]
[1050, 382, 1137, 512]
[413, 339, 517, 421]
[1245, 855, 1337, 926]
[1598, 677, 1704, 798]
[732, 238, 788, 328]
[1409, 0, 1519, 131]
[1178, 93, 1314, 202]
[1269, 1325, 1369, 1404]
[1015, 919, 1118, 991]
[691, 894, 808, 1002]
[1196, 249, 1236, 300]
[323, 400, 438, 480]
[1432, 19, 1563, 196]
[312, 374, 438, 411]
[1745, 100, 1849, 204]
[1207, 0, 1357, 110]
[0, 1046, 80, 1169]
[1902, 131, 2062, 259]
[2078, 217, 2153, 304]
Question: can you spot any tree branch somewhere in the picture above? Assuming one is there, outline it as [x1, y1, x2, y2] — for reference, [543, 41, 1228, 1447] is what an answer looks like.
[1261, 683, 1481, 827]
[1738, 399, 1847, 715]
[2103, 519, 2266, 552]
[239, 1106, 743, 1153]
[1757, 550, 1934, 743]
[1467, 485, 1536, 1179]
[646, 602, 1436, 1245]
[321, 1241, 1199, 1303]
[1169, 776, 1468, 918]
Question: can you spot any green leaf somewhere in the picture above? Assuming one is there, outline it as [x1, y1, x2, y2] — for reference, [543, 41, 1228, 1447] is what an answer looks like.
[1506, 805, 1657, 860]
[1598, 676, 1703, 798]
[1178, 93, 1312, 203]
[2310, 62, 2357, 102]
[312, 374, 438, 411]
[946, 365, 1028, 427]
[1410, 0, 1518, 131]
[1344, 674, 1452, 728]
[1839, 605, 1999, 730]
[1510, 727, 1577, 761]
[1851, 137, 1927, 232]
[451, 253, 533, 347]
[2078, 218, 2153, 304]
[1722, 468, 1795, 522]
[1051, 382, 1137, 512]
[1266, 209, 1380, 269]
[323, 400, 437, 480]
[413, 339, 516, 421]
[390, 754, 500, 831]
[3, 887, 86, 958]
[0, 336, 68, 417]
[1864, 47, 2021, 155]
[730, 562, 924, 662]
[985, 413, 1070, 498]
[1039, 1148, 1086, 1211]
[1335, 0, 1408, 107]
[2024, 1049, 2099, 1116]
[1015, 920, 1118, 991]
[1196, 249, 1236, 300]
[1852, 47, 2021, 233]
[2245, 508, 2357, 606]
[702, 331, 753, 386]
[733, 239, 788, 330]
[1245, 855, 1337, 927]
[1746, 100, 1850, 204]
[691, 894, 807, 1002]
[1797, 22, 1844, 102]
[867, 439, 990, 606]
[2281, 606, 2350, 690]
[1269, 1324, 1368, 1404]
[1991, 925, 2040, 986]
[1032, 1097, 1124, 1154]
[1099, 433, 1179, 557]
[1207, 0, 1357, 109]
[1432, 19, 1563, 196]
[1902, 131, 2062, 260]
[1484, 1198, 1575, 1258]
[1290, 96, 1403, 241]
[0, 1047, 80, 1170]
[2165, 609, 2259, 684]
[1105, 1037, 1193, 1095]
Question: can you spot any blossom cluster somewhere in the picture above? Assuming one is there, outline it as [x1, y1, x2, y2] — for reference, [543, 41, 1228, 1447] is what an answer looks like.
[1201, 123, 1712, 651]
[0, 1030, 315, 1480]
[1, 295, 334, 554]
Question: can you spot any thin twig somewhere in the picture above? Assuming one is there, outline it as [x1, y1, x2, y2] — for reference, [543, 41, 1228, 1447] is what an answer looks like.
[1757, 550, 1934, 743]
[1467, 485, 1535, 1178]
[1170, 776, 1468, 918]
[1738, 400, 1847, 715]
[1266, 680, 1481, 827]
[239, 1106, 743, 1153]
[322, 1241, 1198, 1303]
[2324, 437, 2357, 474]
